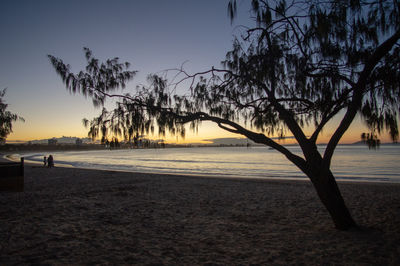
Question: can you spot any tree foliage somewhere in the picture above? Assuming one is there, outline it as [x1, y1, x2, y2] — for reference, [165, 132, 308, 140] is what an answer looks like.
[224, 0, 400, 149]
[0, 89, 24, 142]
[49, 0, 400, 230]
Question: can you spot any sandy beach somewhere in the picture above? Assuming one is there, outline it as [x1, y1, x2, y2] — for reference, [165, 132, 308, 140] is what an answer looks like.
[1, 165, 400, 265]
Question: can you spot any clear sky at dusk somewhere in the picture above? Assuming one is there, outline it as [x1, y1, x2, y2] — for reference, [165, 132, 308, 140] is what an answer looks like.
[0, 0, 391, 144]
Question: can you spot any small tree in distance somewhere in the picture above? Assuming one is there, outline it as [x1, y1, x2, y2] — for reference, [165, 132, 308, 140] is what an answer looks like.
[49, 0, 400, 230]
[0, 89, 24, 143]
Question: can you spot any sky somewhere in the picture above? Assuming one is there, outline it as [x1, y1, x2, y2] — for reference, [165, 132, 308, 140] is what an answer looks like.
[0, 0, 393, 144]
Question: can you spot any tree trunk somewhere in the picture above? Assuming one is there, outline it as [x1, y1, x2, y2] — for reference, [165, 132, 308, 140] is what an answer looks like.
[309, 168, 358, 230]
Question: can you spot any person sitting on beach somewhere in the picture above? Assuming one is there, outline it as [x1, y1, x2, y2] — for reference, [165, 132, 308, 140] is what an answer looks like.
[43, 156, 47, 167]
[47, 155, 54, 168]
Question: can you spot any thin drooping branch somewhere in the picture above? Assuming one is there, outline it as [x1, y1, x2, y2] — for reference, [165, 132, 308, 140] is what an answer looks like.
[324, 30, 400, 165]
[169, 67, 240, 92]
[305, 71, 356, 88]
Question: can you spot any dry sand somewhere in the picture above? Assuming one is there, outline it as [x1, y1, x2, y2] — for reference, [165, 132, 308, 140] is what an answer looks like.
[1, 165, 400, 265]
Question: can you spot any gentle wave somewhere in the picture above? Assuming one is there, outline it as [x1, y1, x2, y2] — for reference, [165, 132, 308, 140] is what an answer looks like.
[134, 158, 260, 165]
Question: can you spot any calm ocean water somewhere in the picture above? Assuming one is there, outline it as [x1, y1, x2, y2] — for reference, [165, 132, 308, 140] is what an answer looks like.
[19, 144, 400, 183]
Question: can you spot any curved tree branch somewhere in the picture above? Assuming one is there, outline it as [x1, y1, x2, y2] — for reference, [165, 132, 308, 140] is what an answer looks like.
[183, 112, 309, 173]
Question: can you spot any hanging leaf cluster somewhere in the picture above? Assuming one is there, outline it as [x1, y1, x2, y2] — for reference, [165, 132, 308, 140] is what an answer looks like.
[0, 89, 24, 141]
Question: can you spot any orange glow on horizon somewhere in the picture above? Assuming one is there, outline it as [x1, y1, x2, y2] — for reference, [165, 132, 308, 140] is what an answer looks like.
[7, 115, 396, 144]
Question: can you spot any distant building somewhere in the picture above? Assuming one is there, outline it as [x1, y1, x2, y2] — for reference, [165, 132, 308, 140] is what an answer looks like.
[48, 138, 58, 145]
[75, 138, 83, 146]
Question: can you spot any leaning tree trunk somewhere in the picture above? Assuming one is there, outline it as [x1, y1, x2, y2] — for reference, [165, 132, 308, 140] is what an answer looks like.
[308, 166, 358, 230]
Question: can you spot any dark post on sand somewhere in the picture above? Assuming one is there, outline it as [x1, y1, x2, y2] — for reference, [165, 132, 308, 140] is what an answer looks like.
[0, 157, 24, 192]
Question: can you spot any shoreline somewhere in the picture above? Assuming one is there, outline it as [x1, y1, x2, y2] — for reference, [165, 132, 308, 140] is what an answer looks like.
[2, 152, 399, 185]
[1, 165, 400, 264]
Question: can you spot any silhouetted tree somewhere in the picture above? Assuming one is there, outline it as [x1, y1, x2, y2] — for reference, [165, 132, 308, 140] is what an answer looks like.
[133, 134, 139, 148]
[104, 139, 109, 147]
[114, 138, 120, 148]
[110, 139, 115, 149]
[0, 89, 24, 142]
[49, 0, 400, 230]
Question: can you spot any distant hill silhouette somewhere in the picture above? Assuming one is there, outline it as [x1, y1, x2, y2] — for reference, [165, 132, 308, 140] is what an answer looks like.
[351, 140, 399, 145]
[202, 138, 255, 146]
[203, 136, 296, 146]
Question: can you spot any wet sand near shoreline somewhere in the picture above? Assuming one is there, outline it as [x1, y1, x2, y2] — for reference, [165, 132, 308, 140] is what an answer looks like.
[1, 165, 400, 265]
